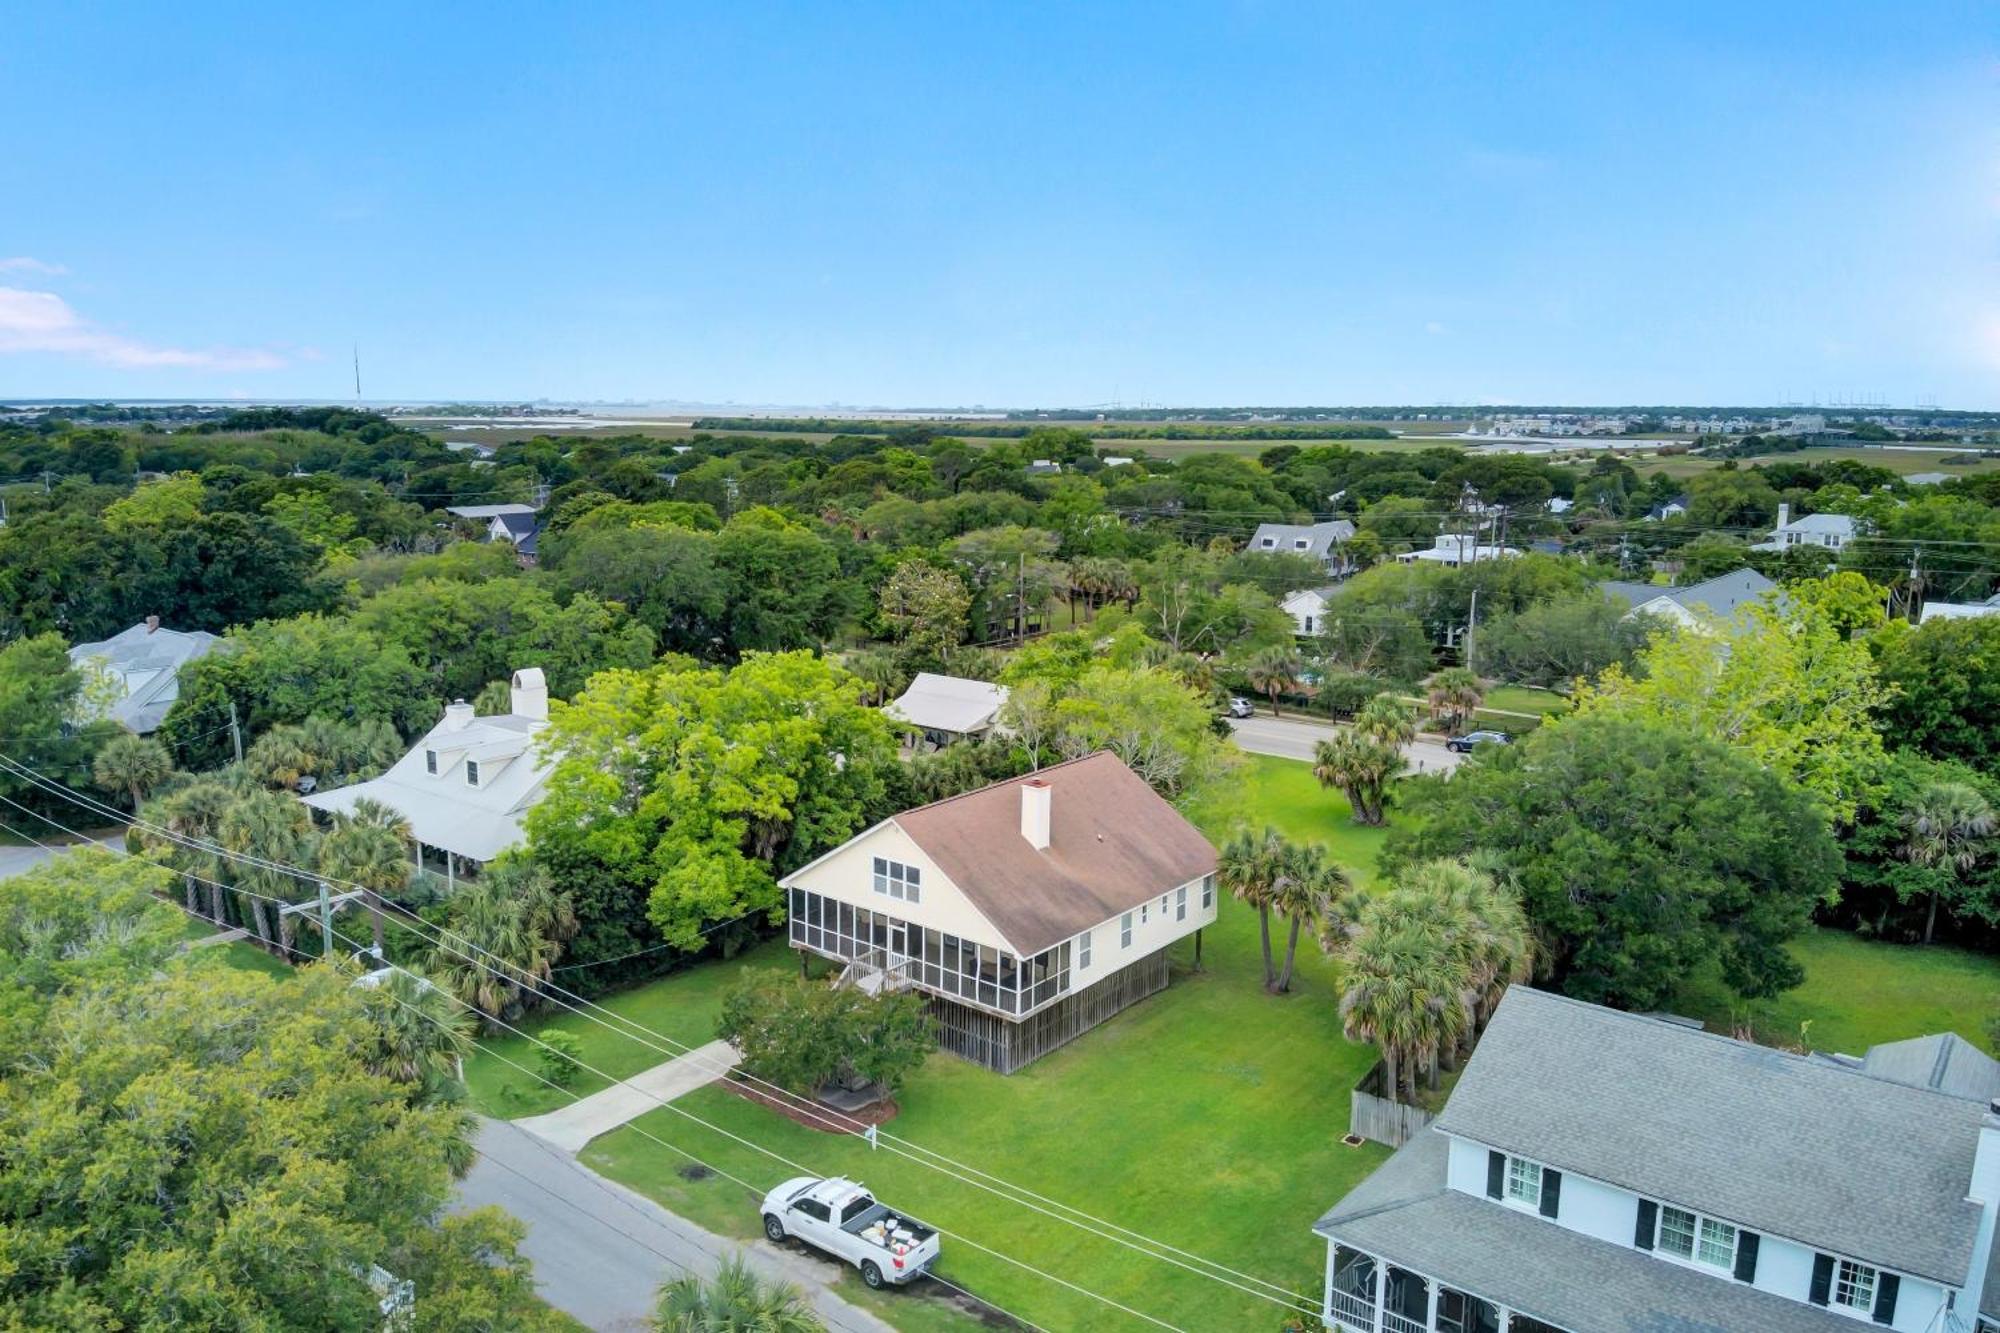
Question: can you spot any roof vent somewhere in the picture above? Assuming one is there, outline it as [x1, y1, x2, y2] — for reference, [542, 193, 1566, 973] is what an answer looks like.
[1020, 779, 1051, 851]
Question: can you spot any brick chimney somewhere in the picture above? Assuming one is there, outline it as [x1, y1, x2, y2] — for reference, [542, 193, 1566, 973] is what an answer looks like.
[1020, 778, 1051, 851]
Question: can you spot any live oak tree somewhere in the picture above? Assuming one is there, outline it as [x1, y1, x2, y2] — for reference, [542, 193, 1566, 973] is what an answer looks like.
[1387, 712, 1840, 1011]
[0, 853, 564, 1332]
[526, 652, 897, 952]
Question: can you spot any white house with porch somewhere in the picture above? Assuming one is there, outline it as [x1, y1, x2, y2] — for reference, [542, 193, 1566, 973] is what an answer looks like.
[1315, 987, 2000, 1333]
[882, 673, 1010, 748]
[778, 752, 1218, 1073]
[1394, 533, 1521, 568]
[302, 668, 556, 888]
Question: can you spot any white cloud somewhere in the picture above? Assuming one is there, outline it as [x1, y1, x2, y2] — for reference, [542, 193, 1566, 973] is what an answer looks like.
[0, 286, 289, 371]
[1425, 321, 1448, 336]
[0, 257, 67, 276]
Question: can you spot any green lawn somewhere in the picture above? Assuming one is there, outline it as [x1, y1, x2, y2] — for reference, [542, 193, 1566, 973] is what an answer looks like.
[1480, 685, 1569, 718]
[467, 939, 799, 1117]
[1187, 751, 1391, 885]
[1674, 927, 2000, 1056]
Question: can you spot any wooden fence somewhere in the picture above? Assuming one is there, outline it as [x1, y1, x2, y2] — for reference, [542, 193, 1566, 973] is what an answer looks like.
[1348, 1061, 1435, 1147]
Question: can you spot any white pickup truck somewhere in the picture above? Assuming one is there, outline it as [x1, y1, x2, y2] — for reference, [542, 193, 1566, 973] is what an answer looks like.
[760, 1176, 940, 1289]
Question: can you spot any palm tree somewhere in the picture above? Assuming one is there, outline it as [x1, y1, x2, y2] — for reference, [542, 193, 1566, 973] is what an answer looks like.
[430, 874, 563, 1029]
[1268, 843, 1354, 994]
[1354, 694, 1417, 748]
[1425, 667, 1485, 733]
[92, 732, 173, 812]
[653, 1256, 825, 1333]
[846, 648, 904, 709]
[1392, 858, 1532, 1066]
[321, 810, 414, 958]
[1900, 781, 1998, 944]
[218, 789, 316, 955]
[1339, 928, 1420, 1103]
[1218, 827, 1287, 989]
[1340, 904, 1474, 1100]
[245, 724, 314, 790]
[147, 777, 234, 918]
[1245, 646, 1303, 717]
[361, 965, 475, 1096]
[1311, 731, 1405, 826]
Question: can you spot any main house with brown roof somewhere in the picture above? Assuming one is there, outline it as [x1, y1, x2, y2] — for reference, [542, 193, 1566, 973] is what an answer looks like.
[778, 752, 1219, 1073]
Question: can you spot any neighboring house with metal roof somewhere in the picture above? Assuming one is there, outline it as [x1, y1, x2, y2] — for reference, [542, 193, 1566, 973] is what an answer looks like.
[486, 510, 541, 558]
[1643, 494, 1689, 522]
[779, 752, 1218, 1073]
[1920, 596, 2000, 625]
[1394, 532, 1521, 568]
[444, 502, 538, 521]
[1314, 987, 2000, 1333]
[1905, 472, 1955, 486]
[1598, 569, 1776, 629]
[67, 617, 221, 734]
[1249, 520, 1359, 575]
[302, 668, 556, 885]
[1752, 503, 1861, 553]
[882, 673, 1010, 747]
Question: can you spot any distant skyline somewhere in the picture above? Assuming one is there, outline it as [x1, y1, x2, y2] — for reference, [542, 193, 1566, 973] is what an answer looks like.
[3, 2, 1995, 408]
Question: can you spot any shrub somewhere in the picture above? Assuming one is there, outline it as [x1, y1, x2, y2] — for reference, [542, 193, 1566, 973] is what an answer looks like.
[718, 974, 936, 1098]
[536, 1029, 585, 1089]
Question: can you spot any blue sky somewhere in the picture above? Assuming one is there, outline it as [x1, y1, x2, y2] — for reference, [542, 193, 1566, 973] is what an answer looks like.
[2, 2, 1994, 407]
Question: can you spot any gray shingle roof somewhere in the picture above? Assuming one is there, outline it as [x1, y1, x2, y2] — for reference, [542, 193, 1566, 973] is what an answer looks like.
[67, 621, 222, 734]
[1248, 520, 1356, 559]
[1433, 988, 1985, 1284]
[1856, 1033, 2000, 1104]
[1315, 1132, 1866, 1333]
[1599, 569, 1775, 619]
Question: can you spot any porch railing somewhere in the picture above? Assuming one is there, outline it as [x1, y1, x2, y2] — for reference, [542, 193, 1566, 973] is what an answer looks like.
[1327, 1288, 1377, 1331]
[1383, 1311, 1427, 1333]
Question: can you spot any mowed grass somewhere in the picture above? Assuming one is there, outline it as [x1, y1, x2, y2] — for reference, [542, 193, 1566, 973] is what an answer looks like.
[582, 884, 1388, 1333]
[1636, 446, 2000, 481]
[1675, 928, 2000, 1056]
[1188, 751, 1392, 886]
[466, 938, 796, 1117]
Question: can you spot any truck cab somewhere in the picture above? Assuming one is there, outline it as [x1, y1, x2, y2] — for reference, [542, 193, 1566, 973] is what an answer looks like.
[761, 1176, 940, 1288]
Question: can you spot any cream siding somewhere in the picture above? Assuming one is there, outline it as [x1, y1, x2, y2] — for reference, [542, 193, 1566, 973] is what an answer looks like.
[781, 819, 1013, 952]
[1062, 873, 1214, 993]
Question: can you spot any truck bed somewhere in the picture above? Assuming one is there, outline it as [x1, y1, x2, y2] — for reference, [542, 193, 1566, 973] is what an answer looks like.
[842, 1203, 937, 1254]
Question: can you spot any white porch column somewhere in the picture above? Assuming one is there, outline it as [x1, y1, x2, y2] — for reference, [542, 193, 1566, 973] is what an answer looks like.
[1424, 1279, 1438, 1331]
[445, 853, 455, 892]
[1323, 1239, 1335, 1327]
[1371, 1260, 1385, 1333]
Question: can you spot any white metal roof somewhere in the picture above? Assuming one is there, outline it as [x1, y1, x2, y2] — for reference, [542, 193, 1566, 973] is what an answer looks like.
[67, 621, 222, 734]
[444, 502, 538, 520]
[883, 673, 1010, 736]
[301, 709, 554, 862]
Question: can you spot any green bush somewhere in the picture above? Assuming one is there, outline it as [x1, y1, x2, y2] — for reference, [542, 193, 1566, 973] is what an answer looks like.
[536, 1028, 585, 1089]
[717, 974, 936, 1097]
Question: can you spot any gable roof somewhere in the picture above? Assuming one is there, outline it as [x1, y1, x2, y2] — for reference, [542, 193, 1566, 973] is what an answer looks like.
[1248, 520, 1356, 558]
[67, 621, 222, 733]
[491, 511, 539, 539]
[1599, 568, 1775, 619]
[301, 710, 554, 862]
[883, 673, 1010, 735]
[1779, 511, 1857, 536]
[1433, 987, 1986, 1284]
[883, 752, 1216, 956]
[1314, 1132, 1864, 1333]
[1279, 585, 1339, 613]
[1855, 1033, 2000, 1104]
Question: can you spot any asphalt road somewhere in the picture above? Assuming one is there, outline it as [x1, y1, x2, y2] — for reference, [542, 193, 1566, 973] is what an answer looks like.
[0, 834, 126, 880]
[455, 1118, 894, 1333]
[1226, 713, 1466, 776]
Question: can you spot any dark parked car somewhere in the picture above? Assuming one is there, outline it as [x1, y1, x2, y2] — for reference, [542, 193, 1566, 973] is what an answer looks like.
[1446, 729, 1512, 754]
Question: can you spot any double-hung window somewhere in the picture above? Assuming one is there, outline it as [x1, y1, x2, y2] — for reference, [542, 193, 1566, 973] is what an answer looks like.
[1079, 930, 1092, 968]
[1175, 886, 1188, 921]
[1504, 1157, 1542, 1208]
[1202, 873, 1215, 909]
[1832, 1260, 1877, 1312]
[464, 760, 480, 787]
[1120, 913, 1133, 948]
[871, 857, 921, 903]
[1656, 1206, 1737, 1272]
[425, 749, 438, 775]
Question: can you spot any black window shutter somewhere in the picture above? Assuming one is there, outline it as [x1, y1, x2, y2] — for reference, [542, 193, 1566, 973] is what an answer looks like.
[1486, 1150, 1505, 1199]
[1809, 1254, 1834, 1306]
[1634, 1199, 1657, 1249]
[1873, 1273, 1899, 1325]
[1733, 1231, 1760, 1283]
[1539, 1169, 1562, 1219]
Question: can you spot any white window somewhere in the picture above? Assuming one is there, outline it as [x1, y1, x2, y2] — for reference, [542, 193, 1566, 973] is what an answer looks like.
[1120, 913, 1133, 948]
[424, 749, 438, 775]
[1140, 903, 1148, 924]
[1079, 930, 1092, 968]
[1202, 873, 1215, 909]
[1504, 1157, 1542, 1208]
[464, 760, 480, 788]
[1293, 538, 1310, 550]
[1833, 1260, 1877, 1312]
[1657, 1205, 1737, 1271]
[1176, 886, 1187, 921]
[1160, 894, 1169, 914]
[1259, 537, 1276, 548]
[871, 856, 921, 903]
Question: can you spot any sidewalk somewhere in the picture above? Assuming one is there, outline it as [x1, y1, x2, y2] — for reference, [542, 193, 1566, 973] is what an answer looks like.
[516, 1038, 741, 1153]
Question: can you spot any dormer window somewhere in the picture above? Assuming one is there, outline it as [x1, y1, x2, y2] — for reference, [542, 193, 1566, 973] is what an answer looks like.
[1657, 1206, 1736, 1270]
[1259, 537, 1276, 548]
[1504, 1157, 1542, 1208]
[425, 749, 438, 775]
[465, 760, 480, 788]
[1293, 538, 1310, 550]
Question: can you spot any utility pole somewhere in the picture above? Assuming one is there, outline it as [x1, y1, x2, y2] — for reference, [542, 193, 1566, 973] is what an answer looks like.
[318, 880, 333, 956]
[1465, 588, 1479, 675]
[226, 697, 244, 764]
[1016, 551, 1026, 644]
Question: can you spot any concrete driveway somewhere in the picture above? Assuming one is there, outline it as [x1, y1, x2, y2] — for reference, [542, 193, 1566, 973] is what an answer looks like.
[515, 1039, 740, 1153]
[1227, 713, 1465, 775]
[456, 1118, 893, 1333]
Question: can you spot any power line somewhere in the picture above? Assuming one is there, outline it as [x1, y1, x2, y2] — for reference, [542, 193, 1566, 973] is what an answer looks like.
[0, 765, 1313, 1321]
